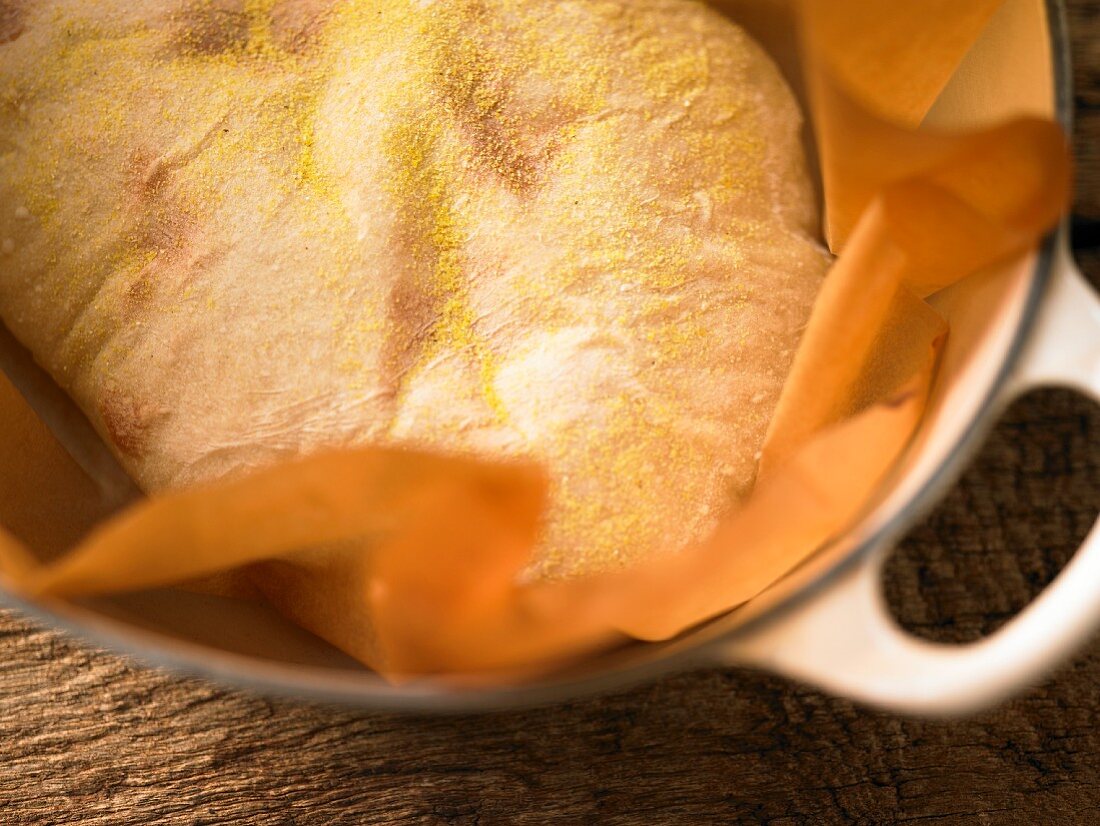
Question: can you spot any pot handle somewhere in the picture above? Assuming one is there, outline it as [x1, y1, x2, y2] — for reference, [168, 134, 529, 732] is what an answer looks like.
[719, 237, 1100, 716]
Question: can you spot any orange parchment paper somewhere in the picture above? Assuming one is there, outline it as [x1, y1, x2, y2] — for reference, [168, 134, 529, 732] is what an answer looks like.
[0, 0, 1071, 680]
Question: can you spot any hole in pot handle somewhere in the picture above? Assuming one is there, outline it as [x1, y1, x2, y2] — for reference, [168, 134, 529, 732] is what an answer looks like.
[717, 235, 1100, 717]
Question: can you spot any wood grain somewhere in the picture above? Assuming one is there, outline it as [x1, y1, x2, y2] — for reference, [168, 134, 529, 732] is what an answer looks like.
[2, 3, 1099, 824]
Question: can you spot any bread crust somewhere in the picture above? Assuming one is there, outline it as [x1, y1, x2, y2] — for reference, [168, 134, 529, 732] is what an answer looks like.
[0, 0, 828, 577]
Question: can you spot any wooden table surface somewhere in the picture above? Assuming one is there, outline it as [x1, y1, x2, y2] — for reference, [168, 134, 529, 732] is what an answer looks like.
[2, 4, 1099, 824]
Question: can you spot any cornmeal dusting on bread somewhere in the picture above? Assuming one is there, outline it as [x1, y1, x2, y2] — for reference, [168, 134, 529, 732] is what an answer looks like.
[0, 0, 828, 579]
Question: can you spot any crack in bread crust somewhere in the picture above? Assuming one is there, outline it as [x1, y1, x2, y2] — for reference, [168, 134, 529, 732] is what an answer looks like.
[99, 391, 169, 458]
[173, 0, 337, 56]
[174, 1, 251, 55]
[431, 1, 560, 195]
[271, 0, 338, 54]
[0, 1, 24, 45]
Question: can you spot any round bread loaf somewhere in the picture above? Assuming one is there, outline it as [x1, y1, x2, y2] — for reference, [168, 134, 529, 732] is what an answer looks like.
[0, 0, 828, 578]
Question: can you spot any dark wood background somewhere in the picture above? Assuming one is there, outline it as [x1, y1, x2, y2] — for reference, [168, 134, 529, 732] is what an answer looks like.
[2, 3, 1099, 823]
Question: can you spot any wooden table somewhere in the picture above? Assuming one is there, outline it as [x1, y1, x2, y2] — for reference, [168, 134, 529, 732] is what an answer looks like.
[2, 4, 1099, 824]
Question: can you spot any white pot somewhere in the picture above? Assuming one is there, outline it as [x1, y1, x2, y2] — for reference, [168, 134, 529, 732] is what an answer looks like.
[2, 0, 1096, 716]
